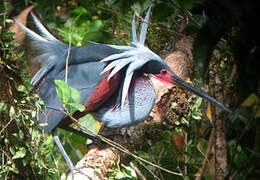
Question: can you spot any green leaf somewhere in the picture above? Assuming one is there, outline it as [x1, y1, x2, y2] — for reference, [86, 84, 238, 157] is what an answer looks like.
[12, 147, 26, 159]
[121, 164, 137, 178]
[87, 20, 103, 32]
[71, 6, 87, 15]
[22, 158, 28, 166]
[192, 112, 202, 120]
[0, 101, 7, 112]
[171, 102, 177, 109]
[8, 165, 19, 174]
[9, 106, 15, 119]
[175, 120, 180, 126]
[17, 85, 26, 92]
[181, 117, 189, 125]
[79, 114, 100, 135]
[175, 127, 183, 136]
[70, 87, 81, 104]
[67, 103, 85, 112]
[9, 146, 15, 155]
[196, 138, 207, 154]
[55, 80, 71, 105]
[19, 130, 24, 141]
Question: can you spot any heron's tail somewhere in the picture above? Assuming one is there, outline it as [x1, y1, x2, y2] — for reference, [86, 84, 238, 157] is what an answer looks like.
[15, 13, 68, 86]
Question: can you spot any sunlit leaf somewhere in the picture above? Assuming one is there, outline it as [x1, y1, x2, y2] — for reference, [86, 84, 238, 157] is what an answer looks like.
[12, 147, 26, 159]
[9, 106, 15, 119]
[181, 117, 189, 125]
[241, 93, 259, 107]
[71, 6, 87, 14]
[67, 103, 85, 112]
[70, 87, 81, 104]
[0, 102, 7, 112]
[9, 146, 15, 155]
[192, 111, 202, 120]
[194, 171, 201, 176]
[171, 102, 177, 109]
[175, 127, 183, 136]
[122, 163, 137, 178]
[79, 114, 100, 135]
[206, 102, 213, 122]
[55, 80, 71, 105]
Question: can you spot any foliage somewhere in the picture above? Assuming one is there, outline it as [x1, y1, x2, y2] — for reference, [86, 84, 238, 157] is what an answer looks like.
[0, 2, 58, 179]
[191, 0, 260, 178]
[109, 163, 138, 180]
[128, 95, 208, 179]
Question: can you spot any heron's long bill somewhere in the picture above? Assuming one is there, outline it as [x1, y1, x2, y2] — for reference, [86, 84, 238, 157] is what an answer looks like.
[155, 71, 231, 113]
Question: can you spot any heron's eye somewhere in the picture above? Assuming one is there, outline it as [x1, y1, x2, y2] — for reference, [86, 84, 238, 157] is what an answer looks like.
[160, 69, 167, 75]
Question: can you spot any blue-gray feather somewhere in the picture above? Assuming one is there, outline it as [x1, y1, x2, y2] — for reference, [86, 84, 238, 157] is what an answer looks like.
[139, 6, 151, 45]
[93, 75, 156, 127]
[101, 59, 121, 74]
[101, 50, 136, 62]
[103, 44, 136, 51]
[31, 60, 56, 85]
[132, 13, 138, 42]
[107, 57, 135, 80]
[15, 14, 68, 86]
[31, 12, 60, 42]
[121, 71, 134, 107]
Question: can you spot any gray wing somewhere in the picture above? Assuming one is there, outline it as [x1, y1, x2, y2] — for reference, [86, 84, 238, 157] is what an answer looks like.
[38, 62, 106, 133]
[92, 75, 156, 127]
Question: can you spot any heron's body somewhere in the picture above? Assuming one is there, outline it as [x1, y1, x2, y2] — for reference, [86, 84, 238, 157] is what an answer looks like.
[33, 43, 156, 133]
[16, 7, 230, 175]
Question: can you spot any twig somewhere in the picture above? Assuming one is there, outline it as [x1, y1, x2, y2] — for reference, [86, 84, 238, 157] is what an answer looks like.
[131, 162, 147, 180]
[195, 127, 215, 180]
[65, 31, 72, 84]
[97, 4, 176, 34]
[228, 64, 237, 83]
[170, 0, 201, 27]
[0, 118, 13, 135]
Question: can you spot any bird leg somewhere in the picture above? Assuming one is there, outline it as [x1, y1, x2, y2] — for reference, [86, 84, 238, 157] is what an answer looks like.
[52, 128, 90, 179]
[59, 126, 96, 140]
[59, 126, 108, 147]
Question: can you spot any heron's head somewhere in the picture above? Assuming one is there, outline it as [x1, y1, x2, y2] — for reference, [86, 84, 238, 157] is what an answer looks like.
[100, 6, 231, 113]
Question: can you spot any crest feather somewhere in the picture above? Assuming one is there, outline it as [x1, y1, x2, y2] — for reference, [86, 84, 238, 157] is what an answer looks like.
[100, 6, 153, 107]
[140, 6, 151, 45]
[108, 57, 135, 81]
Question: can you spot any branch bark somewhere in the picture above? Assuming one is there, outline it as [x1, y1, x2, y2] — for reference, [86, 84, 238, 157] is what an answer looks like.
[67, 147, 119, 180]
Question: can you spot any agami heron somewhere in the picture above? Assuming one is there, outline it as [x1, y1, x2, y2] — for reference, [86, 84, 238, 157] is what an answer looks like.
[16, 7, 231, 174]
